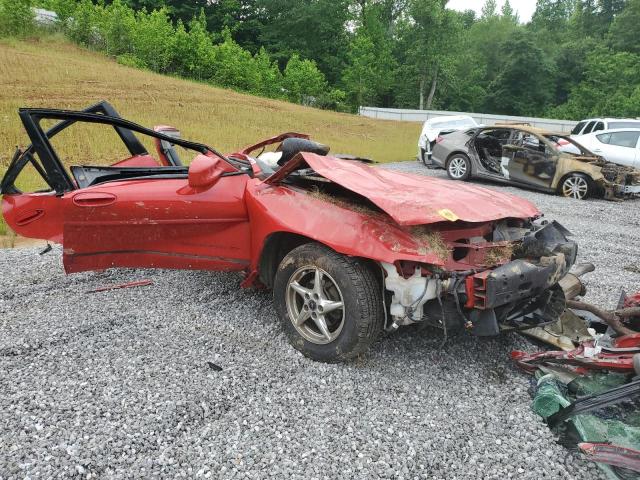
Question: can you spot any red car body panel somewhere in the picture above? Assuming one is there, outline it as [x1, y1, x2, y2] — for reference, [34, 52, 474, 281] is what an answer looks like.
[244, 179, 447, 273]
[62, 174, 251, 273]
[267, 153, 540, 225]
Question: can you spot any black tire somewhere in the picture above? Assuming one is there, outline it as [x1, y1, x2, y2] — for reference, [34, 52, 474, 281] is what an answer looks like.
[273, 242, 383, 363]
[559, 173, 592, 200]
[446, 153, 472, 181]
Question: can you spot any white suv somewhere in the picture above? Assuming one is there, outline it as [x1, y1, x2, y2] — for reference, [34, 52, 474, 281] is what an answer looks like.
[571, 118, 640, 136]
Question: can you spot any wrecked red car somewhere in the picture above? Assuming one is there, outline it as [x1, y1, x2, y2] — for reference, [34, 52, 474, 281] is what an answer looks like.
[1, 102, 578, 362]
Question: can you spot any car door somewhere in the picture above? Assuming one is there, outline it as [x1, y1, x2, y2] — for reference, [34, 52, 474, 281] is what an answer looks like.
[591, 131, 640, 168]
[62, 173, 251, 273]
[504, 130, 557, 189]
[3, 103, 252, 273]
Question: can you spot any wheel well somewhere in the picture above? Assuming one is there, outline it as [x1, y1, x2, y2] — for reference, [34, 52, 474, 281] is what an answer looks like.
[446, 151, 469, 163]
[257, 232, 382, 289]
[258, 232, 314, 288]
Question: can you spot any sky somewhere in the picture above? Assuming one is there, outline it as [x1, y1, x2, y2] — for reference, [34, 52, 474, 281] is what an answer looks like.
[447, 0, 537, 23]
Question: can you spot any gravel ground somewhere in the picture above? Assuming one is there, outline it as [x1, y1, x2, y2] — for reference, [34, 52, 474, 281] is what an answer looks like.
[1, 161, 639, 479]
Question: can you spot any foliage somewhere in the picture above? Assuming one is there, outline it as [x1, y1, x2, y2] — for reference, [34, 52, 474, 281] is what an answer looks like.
[9, 0, 640, 119]
[283, 54, 327, 104]
[552, 48, 640, 118]
[486, 30, 555, 115]
[0, 0, 34, 37]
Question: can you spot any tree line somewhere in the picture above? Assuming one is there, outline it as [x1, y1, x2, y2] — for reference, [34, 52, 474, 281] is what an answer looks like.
[1, 0, 639, 120]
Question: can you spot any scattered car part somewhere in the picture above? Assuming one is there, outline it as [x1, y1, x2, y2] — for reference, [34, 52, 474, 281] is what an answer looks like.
[579, 443, 640, 475]
[87, 279, 153, 293]
[547, 378, 640, 428]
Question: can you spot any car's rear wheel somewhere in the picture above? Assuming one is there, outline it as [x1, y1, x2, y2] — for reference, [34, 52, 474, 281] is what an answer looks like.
[273, 242, 383, 363]
[446, 154, 471, 181]
[560, 173, 592, 200]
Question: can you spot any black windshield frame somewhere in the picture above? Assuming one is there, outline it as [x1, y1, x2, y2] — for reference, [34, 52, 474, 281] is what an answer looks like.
[1, 101, 233, 195]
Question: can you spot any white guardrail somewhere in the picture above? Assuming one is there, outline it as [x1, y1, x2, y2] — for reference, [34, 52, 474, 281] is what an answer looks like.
[359, 107, 578, 133]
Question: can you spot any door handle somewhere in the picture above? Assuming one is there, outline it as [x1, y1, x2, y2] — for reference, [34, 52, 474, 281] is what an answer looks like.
[16, 209, 44, 226]
[72, 192, 117, 207]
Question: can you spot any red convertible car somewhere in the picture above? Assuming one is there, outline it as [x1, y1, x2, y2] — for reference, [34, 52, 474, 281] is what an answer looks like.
[2, 102, 577, 362]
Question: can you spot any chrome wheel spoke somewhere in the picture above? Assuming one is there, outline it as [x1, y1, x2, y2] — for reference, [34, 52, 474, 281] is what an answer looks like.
[290, 281, 312, 298]
[313, 268, 323, 295]
[313, 315, 333, 341]
[294, 308, 311, 326]
[319, 299, 343, 315]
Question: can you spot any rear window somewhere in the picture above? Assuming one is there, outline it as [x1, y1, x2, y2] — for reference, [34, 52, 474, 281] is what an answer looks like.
[609, 121, 640, 129]
[571, 121, 587, 135]
[607, 131, 640, 148]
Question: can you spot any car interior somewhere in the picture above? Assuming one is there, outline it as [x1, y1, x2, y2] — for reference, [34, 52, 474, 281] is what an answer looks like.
[474, 128, 512, 175]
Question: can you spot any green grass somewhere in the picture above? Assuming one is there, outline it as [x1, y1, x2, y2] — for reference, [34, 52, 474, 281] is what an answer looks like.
[0, 37, 421, 237]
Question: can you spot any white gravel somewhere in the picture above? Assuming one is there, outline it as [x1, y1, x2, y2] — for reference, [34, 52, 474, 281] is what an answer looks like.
[1, 160, 638, 479]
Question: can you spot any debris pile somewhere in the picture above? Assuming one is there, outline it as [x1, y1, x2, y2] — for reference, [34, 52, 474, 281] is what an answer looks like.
[512, 280, 640, 479]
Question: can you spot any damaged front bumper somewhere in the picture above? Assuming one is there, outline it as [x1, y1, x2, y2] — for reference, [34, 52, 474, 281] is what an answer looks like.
[600, 164, 640, 199]
[382, 221, 577, 335]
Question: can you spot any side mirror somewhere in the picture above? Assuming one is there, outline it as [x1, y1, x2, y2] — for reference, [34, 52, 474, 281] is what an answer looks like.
[188, 154, 224, 189]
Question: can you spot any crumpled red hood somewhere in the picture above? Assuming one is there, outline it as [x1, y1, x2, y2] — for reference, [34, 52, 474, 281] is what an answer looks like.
[270, 153, 540, 225]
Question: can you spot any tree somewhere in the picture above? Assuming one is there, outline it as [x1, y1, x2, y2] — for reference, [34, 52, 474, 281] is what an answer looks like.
[343, 4, 396, 110]
[131, 8, 176, 72]
[554, 48, 640, 119]
[486, 30, 555, 115]
[501, 0, 518, 22]
[257, 0, 350, 84]
[395, 0, 462, 110]
[343, 34, 377, 108]
[481, 0, 498, 19]
[0, 0, 34, 37]
[609, 0, 640, 54]
[282, 54, 327, 104]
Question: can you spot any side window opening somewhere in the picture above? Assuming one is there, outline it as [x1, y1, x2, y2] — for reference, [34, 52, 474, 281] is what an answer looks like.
[583, 121, 597, 134]
[514, 132, 545, 153]
[572, 121, 587, 135]
[596, 133, 612, 144]
[46, 121, 159, 173]
[593, 121, 605, 132]
[9, 150, 53, 194]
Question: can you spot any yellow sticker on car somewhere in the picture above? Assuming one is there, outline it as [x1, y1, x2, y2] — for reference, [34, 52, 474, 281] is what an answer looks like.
[437, 208, 459, 222]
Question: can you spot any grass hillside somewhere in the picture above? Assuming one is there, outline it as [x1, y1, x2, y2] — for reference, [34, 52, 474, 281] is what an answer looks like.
[0, 37, 421, 240]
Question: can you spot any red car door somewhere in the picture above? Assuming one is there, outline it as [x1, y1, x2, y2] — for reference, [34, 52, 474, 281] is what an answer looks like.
[62, 174, 251, 273]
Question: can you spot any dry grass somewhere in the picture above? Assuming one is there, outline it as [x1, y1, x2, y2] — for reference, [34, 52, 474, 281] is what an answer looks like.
[0, 37, 421, 236]
[484, 244, 514, 265]
[306, 186, 380, 216]
[408, 226, 450, 261]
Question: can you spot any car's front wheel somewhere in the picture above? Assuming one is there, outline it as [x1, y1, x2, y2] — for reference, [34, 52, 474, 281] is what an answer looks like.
[560, 173, 592, 200]
[446, 154, 471, 181]
[273, 243, 383, 363]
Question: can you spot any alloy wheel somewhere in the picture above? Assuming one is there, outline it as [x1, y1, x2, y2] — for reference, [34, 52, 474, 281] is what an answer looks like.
[448, 157, 467, 179]
[562, 176, 589, 200]
[285, 266, 345, 345]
